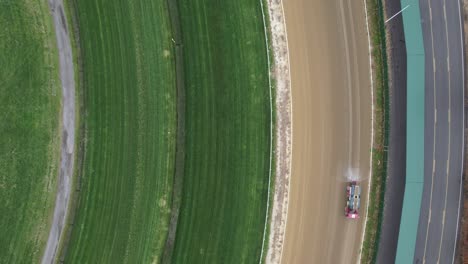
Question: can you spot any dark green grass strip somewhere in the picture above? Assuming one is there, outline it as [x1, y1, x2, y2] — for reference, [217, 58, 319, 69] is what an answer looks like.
[171, 0, 272, 263]
[161, 0, 185, 262]
[360, 0, 390, 263]
[64, 0, 177, 262]
[258, 0, 277, 262]
[0, 0, 61, 262]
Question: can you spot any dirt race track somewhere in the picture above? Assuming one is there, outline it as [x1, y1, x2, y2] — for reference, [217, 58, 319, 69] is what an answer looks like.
[281, 0, 372, 263]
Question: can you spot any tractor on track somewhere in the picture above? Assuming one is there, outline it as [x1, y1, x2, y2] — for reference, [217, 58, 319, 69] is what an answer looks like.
[345, 182, 360, 219]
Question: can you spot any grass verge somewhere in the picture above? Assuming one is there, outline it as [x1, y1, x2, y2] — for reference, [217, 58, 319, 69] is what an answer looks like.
[161, 0, 185, 261]
[360, 0, 390, 263]
[258, 0, 277, 262]
[0, 0, 61, 262]
[169, 0, 272, 263]
[62, 0, 177, 262]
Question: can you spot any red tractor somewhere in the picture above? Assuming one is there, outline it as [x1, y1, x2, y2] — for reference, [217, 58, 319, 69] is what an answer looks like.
[345, 182, 361, 219]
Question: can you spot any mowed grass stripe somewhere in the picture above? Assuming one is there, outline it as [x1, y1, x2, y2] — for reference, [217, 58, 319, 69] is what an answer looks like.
[65, 0, 176, 262]
[0, 0, 61, 262]
[172, 0, 271, 263]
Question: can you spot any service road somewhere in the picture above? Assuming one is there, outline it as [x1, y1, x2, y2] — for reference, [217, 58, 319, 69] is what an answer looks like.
[414, 0, 464, 263]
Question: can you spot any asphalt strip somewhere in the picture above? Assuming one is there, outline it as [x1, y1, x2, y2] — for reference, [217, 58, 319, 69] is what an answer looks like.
[42, 0, 75, 263]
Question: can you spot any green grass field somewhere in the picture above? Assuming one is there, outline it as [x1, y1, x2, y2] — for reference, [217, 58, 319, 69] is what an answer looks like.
[64, 0, 177, 262]
[0, 0, 61, 262]
[171, 0, 272, 263]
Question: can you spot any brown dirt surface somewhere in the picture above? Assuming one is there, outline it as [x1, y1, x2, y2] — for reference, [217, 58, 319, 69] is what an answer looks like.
[281, 0, 372, 262]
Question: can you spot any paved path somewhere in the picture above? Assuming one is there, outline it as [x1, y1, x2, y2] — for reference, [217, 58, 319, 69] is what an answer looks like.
[281, 0, 372, 262]
[376, 0, 407, 262]
[42, 0, 75, 263]
[414, 0, 464, 263]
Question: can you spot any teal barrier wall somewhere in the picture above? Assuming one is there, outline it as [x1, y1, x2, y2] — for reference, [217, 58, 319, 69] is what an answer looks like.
[395, 0, 425, 262]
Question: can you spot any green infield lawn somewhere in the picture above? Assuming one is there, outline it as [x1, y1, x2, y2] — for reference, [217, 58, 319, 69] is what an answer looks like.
[64, 0, 176, 262]
[171, 0, 272, 263]
[0, 0, 61, 262]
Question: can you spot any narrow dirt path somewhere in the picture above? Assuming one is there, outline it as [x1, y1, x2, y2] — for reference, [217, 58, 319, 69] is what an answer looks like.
[262, 0, 292, 263]
[42, 0, 75, 263]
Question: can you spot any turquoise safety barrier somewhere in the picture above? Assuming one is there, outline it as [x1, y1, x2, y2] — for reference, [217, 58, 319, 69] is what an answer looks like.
[395, 0, 425, 262]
